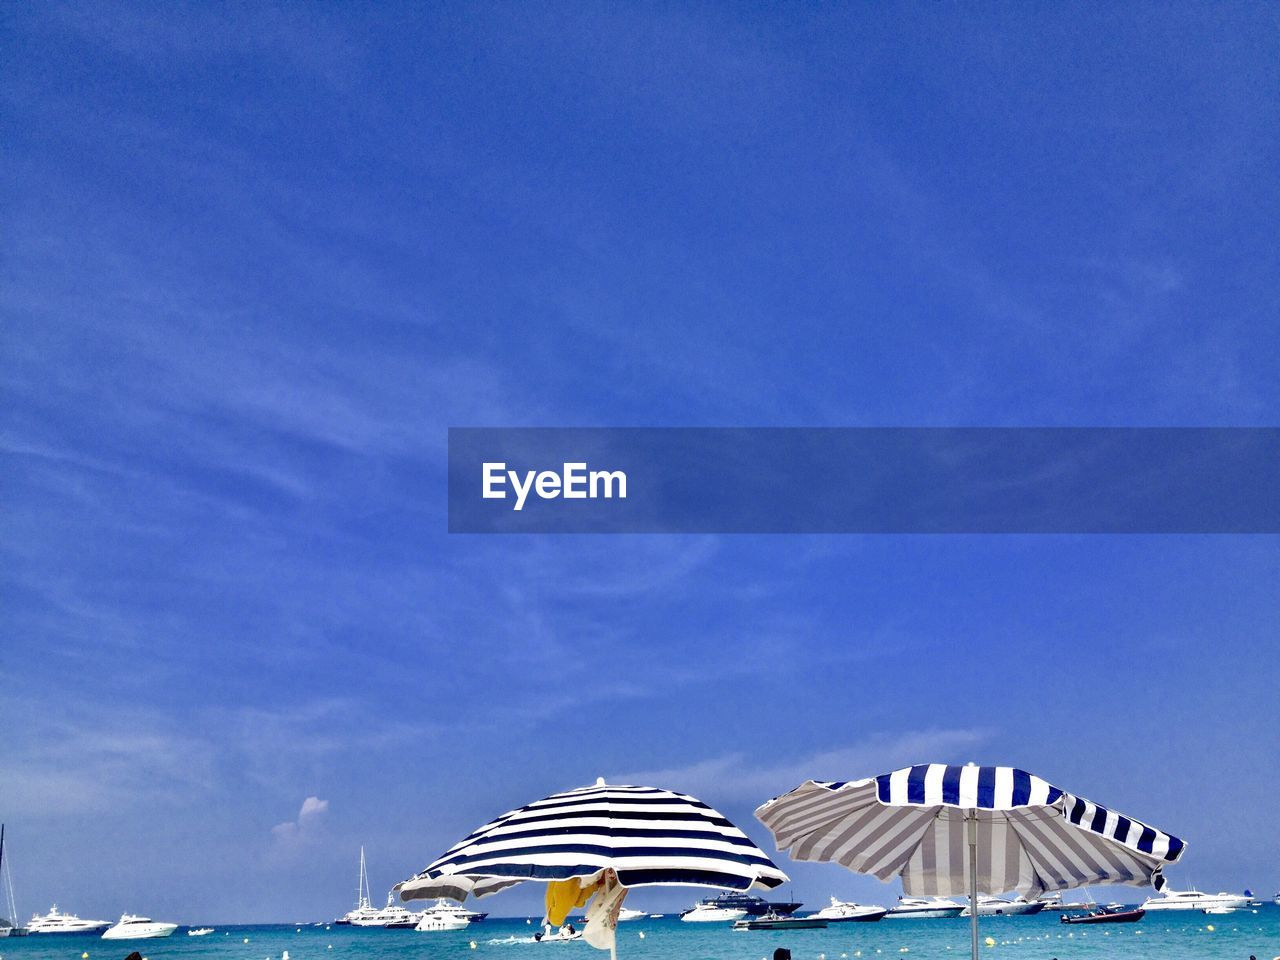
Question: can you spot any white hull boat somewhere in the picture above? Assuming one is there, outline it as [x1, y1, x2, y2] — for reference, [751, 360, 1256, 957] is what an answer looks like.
[533, 926, 583, 942]
[885, 896, 965, 919]
[680, 904, 747, 922]
[810, 898, 888, 922]
[187, 928, 215, 936]
[336, 847, 379, 925]
[26, 906, 111, 935]
[102, 915, 179, 940]
[961, 896, 1045, 917]
[414, 901, 473, 931]
[616, 907, 646, 922]
[1140, 889, 1251, 912]
[353, 894, 420, 928]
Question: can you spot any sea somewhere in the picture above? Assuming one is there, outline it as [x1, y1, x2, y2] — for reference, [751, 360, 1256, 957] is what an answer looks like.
[3, 909, 1277, 960]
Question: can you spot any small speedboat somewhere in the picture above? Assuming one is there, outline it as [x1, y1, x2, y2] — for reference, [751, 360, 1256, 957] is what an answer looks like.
[1203, 906, 1236, 915]
[187, 928, 215, 936]
[102, 915, 179, 939]
[733, 912, 828, 931]
[1060, 907, 1145, 925]
[533, 925, 583, 942]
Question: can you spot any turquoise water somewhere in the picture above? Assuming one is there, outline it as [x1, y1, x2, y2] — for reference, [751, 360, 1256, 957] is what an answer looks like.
[2, 911, 1277, 960]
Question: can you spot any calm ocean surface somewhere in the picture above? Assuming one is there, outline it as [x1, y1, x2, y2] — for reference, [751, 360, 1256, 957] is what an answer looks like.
[3, 910, 1277, 960]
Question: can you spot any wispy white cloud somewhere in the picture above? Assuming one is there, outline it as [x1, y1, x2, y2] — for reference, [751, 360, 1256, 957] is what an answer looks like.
[612, 728, 991, 803]
[270, 796, 330, 849]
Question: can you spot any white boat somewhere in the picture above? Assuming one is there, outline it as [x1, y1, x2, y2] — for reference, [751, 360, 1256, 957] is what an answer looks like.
[0, 829, 27, 938]
[352, 893, 421, 928]
[884, 896, 965, 919]
[1203, 906, 1235, 915]
[533, 923, 583, 942]
[26, 906, 112, 935]
[679, 902, 747, 922]
[960, 896, 1045, 917]
[336, 847, 383, 925]
[810, 897, 888, 922]
[414, 901, 472, 932]
[1140, 888, 1251, 912]
[187, 928, 215, 936]
[1038, 892, 1097, 913]
[102, 915, 179, 940]
[616, 906, 646, 922]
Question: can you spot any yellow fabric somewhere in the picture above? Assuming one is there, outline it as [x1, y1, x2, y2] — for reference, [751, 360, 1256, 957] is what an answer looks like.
[545, 878, 595, 925]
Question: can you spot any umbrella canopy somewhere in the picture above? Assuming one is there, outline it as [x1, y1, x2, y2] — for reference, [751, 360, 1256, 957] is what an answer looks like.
[756, 764, 1186, 960]
[399, 779, 788, 902]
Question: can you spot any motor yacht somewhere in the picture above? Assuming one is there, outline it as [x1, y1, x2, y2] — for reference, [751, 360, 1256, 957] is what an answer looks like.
[1039, 892, 1097, 912]
[26, 906, 112, 935]
[1140, 888, 1251, 912]
[810, 897, 888, 922]
[102, 915, 179, 940]
[413, 901, 473, 931]
[681, 891, 800, 921]
[960, 896, 1045, 917]
[187, 928, 215, 936]
[616, 906, 646, 922]
[884, 896, 965, 919]
[679, 902, 748, 922]
[350, 894, 421, 928]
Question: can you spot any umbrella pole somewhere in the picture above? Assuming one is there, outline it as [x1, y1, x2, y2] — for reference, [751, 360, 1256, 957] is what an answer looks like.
[967, 811, 979, 960]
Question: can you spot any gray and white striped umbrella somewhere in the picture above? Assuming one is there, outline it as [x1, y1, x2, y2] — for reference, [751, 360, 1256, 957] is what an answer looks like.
[398, 779, 788, 902]
[756, 764, 1185, 960]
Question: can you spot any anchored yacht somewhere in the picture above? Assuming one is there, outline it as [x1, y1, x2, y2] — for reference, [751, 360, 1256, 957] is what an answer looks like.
[335, 847, 383, 925]
[0, 826, 27, 937]
[616, 907, 646, 922]
[26, 906, 112, 935]
[1038, 891, 1098, 912]
[681, 891, 800, 922]
[413, 901, 471, 932]
[680, 902, 747, 922]
[1140, 888, 1251, 912]
[884, 896, 965, 919]
[349, 894, 420, 928]
[960, 896, 1045, 917]
[102, 915, 179, 940]
[810, 897, 888, 922]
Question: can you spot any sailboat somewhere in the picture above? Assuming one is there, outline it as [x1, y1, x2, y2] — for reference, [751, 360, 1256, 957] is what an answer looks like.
[333, 848, 381, 925]
[0, 825, 28, 937]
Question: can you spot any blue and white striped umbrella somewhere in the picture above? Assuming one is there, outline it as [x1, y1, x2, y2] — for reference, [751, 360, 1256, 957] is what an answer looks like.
[756, 764, 1186, 960]
[398, 779, 788, 903]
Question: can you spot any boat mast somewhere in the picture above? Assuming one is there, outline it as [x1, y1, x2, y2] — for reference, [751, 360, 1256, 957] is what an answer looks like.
[1, 824, 20, 926]
[357, 847, 371, 910]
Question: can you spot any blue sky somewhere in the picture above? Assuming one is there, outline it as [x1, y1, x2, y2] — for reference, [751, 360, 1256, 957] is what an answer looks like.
[2, 1, 1278, 923]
